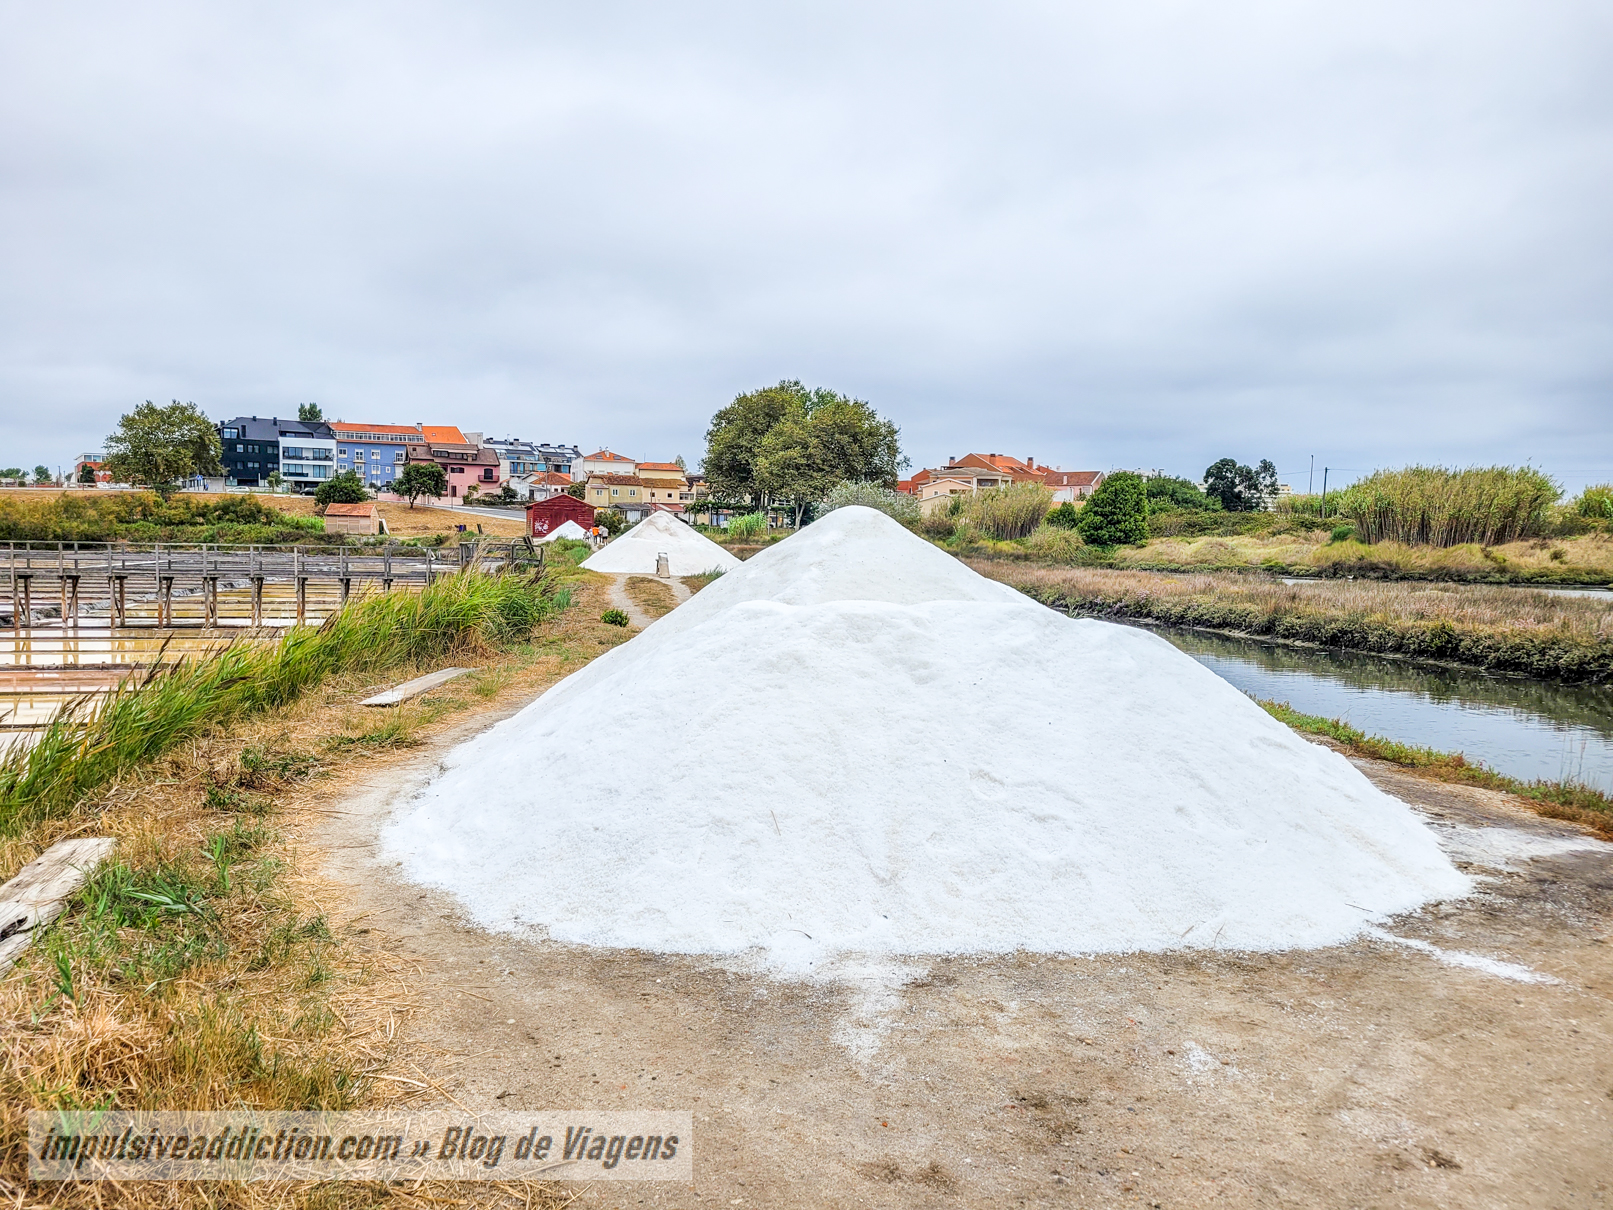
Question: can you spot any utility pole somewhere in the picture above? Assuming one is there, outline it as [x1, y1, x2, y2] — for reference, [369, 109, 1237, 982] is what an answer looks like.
[1308, 455, 1314, 496]
[1321, 467, 1329, 519]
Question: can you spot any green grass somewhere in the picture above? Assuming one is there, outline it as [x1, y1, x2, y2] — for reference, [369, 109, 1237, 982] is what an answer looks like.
[1259, 698, 1613, 837]
[0, 569, 563, 833]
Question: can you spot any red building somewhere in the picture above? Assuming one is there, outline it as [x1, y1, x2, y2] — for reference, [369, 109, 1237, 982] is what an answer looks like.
[526, 492, 596, 537]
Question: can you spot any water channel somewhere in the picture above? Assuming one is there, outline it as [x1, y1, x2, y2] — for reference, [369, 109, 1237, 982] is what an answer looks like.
[1161, 627, 1613, 793]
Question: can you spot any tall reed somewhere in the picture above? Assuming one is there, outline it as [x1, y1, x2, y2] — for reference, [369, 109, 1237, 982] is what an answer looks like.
[1337, 466, 1559, 547]
[0, 570, 561, 831]
[966, 482, 1053, 540]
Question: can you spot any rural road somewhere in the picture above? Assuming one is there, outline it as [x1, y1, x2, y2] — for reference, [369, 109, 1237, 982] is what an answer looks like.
[314, 645, 1613, 1207]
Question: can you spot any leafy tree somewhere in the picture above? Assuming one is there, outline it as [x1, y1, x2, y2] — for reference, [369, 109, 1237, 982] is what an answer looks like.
[1076, 471, 1148, 546]
[674, 455, 686, 471]
[709, 380, 906, 527]
[77, 462, 98, 485]
[298, 403, 323, 421]
[498, 483, 519, 503]
[598, 508, 629, 536]
[33, 465, 52, 485]
[315, 469, 369, 507]
[0, 468, 22, 483]
[1144, 475, 1214, 511]
[1203, 458, 1279, 512]
[397, 461, 447, 508]
[103, 400, 222, 496]
[564, 482, 586, 500]
[265, 470, 284, 492]
[1045, 501, 1080, 529]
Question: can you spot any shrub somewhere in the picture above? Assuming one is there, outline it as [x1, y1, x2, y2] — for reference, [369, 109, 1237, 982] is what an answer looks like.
[314, 470, 369, 507]
[598, 508, 630, 536]
[1336, 465, 1559, 546]
[601, 609, 629, 627]
[1021, 525, 1085, 562]
[915, 510, 958, 539]
[820, 480, 920, 524]
[1045, 501, 1080, 529]
[1576, 484, 1613, 520]
[726, 512, 769, 540]
[965, 483, 1052, 540]
[1076, 471, 1148, 546]
[1329, 524, 1355, 543]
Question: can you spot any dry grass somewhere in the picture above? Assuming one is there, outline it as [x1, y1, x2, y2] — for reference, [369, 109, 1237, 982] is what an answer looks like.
[1101, 530, 1613, 582]
[624, 576, 679, 619]
[0, 488, 529, 541]
[0, 570, 623, 1209]
[978, 563, 1613, 680]
[991, 565, 1613, 637]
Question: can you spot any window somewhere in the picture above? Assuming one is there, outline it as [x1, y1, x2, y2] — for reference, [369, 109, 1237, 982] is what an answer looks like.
[611, 488, 619, 496]
[338, 448, 347, 456]
[235, 444, 244, 452]
[222, 427, 237, 439]
[450, 466, 464, 474]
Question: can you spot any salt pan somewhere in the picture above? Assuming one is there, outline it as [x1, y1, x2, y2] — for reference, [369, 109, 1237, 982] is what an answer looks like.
[385, 507, 1469, 972]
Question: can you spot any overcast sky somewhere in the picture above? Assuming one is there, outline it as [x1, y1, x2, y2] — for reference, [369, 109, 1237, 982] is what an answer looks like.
[3, 1, 1609, 490]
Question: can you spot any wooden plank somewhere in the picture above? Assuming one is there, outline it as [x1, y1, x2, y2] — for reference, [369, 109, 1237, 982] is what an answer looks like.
[0, 837, 116, 974]
[360, 667, 473, 708]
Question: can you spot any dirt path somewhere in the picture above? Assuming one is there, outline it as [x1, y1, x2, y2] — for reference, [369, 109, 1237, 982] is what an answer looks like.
[315, 661, 1612, 1208]
[607, 574, 690, 629]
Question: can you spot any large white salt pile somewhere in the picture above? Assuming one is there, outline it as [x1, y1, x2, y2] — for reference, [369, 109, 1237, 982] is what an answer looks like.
[384, 506, 1468, 972]
[580, 511, 740, 576]
[535, 519, 588, 543]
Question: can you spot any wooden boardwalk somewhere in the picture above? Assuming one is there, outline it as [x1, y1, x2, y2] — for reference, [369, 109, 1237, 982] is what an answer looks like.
[2, 540, 539, 629]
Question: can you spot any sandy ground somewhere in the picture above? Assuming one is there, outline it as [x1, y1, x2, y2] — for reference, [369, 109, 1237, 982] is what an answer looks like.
[313, 618, 1612, 1207]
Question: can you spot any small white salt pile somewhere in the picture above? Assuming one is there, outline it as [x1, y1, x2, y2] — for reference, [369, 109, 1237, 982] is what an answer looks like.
[535, 519, 589, 543]
[384, 507, 1468, 972]
[580, 511, 740, 576]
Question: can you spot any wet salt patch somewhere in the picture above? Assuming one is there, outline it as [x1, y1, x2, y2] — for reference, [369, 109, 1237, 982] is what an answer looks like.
[1367, 927, 1561, 984]
[1429, 822, 1610, 871]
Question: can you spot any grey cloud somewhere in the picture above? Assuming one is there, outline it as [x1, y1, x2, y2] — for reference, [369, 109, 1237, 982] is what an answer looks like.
[2, 0, 1609, 488]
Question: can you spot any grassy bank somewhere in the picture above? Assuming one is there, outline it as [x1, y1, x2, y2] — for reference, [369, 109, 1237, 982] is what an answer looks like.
[978, 563, 1613, 682]
[1261, 699, 1613, 839]
[0, 491, 333, 545]
[1, 565, 589, 1207]
[0, 570, 564, 833]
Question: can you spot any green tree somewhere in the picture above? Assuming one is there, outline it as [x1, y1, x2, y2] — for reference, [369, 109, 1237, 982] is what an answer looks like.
[77, 462, 98, 485]
[1076, 471, 1149, 546]
[397, 462, 447, 508]
[1145, 475, 1215, 511]
[102, 400, 222, 496]
[32, 465, 52, 485]
[598, 508, 629, 536]
[298, 403, 323, 421]
[315, 469, 369, 507]
[1203, 459, 1278, 512]
[1045, 501, 1080, 529]
[265, 470, 284, 493]
[564, 482, 586, 500]
[0, 468, 22, 483]
[707, 380, 906, 526]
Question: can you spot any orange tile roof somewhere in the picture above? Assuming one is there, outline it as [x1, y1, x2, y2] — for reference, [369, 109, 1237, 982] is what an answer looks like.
[420, 425, 467, 444]
[1044, 470, 1104, 488]
[637, 461, 684, 473]
[584, 450, 635, 463]
[331, 422, 422, 436]
[323, 502, 378, 516]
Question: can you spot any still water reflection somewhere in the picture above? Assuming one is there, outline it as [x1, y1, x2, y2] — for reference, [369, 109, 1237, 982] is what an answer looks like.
[1159, 628, 1613, 793]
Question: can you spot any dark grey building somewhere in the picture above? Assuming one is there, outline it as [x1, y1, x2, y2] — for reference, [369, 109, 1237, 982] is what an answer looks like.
[217, 416, 336, 490]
